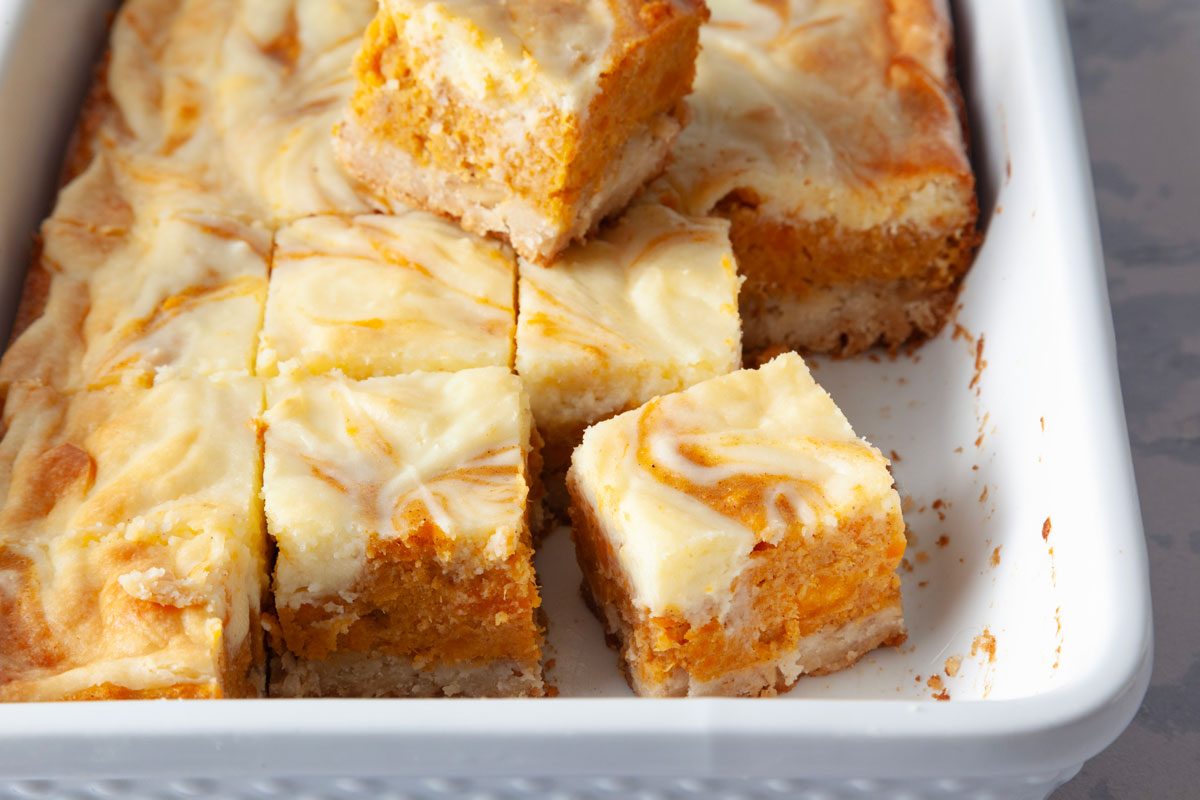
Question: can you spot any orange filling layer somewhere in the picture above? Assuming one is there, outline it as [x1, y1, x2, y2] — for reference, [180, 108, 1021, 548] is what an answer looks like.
[717, 196, 981, 301]
[278, 516, 542, 669]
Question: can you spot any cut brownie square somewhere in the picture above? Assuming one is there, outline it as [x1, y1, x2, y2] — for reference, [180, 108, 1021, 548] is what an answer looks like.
[263, 369, 543, 697]
[0, 199, 270, 393]
[659, 0, 980, 354]
[256, 212, 516, 379]
[0, 377, 267, 700]
[334, 0, 708, 264]
[516, 203, 742, 501]
[568, 353, 907, 697]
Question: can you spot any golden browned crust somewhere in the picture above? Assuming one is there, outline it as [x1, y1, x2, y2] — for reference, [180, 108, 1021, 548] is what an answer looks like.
[59, 53, 117, 188]
[0, 266, 87, 396]
[0, 380, 267, 702]
[44, 610, 262, 701]
[6, 244, 54, 349]
[568, 469, 906, 696]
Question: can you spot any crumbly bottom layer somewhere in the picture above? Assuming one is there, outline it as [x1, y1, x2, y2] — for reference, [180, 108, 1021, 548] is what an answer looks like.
[743, 281, 960, 358]
[333, 110, 680, 264]
[270, 651, 544, 698]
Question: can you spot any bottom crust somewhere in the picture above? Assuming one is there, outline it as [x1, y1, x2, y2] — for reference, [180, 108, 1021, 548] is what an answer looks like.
[270, 651, 544, 698]
[743, 280, 959, 358]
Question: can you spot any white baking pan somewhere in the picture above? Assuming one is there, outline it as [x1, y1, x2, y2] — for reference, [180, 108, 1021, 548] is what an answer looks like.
[0, 0, 1152, 798]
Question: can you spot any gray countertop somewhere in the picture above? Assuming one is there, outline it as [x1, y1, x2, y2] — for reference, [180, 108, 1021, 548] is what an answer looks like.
[1056, 0, 1200, 796]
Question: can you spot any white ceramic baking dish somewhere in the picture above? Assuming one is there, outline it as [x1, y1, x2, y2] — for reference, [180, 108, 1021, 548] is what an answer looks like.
[0, 0, 1152, 798]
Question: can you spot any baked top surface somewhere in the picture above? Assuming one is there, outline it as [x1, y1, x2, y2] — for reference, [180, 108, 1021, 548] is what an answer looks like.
[74, 0, 261, 220]
[257, 213, 515, 379]
[379, 0, 704, 111]
[659, 0, 973, 229]
[76, 212, 268, 385]
[570, 353, 900, 618]
[74, 0, 385, 222]
[100, 0, 232, 159]
[516, 204, 742, 377]
[262, 370, 532, 609]
[0, 378, 265, 699]
[1, 203, 269, 392]
[217, 0, 384, 221]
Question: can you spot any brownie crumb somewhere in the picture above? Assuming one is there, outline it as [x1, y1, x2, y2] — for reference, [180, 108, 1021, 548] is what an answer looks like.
[971, 629, 997, 662]
[968, 335, 987, 392]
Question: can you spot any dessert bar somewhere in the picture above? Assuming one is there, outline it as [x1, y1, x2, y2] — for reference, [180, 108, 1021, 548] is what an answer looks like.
[0, 378, 267, 700]
[657, 0, 979, 354]
[568, 353, 906, 696]
[263, 369, 543, 697]
[335, 0, 707, 263]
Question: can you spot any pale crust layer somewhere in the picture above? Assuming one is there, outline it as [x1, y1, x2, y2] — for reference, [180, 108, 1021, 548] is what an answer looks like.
[271, 650, 543, 698]
[743, 279, 960, 358]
